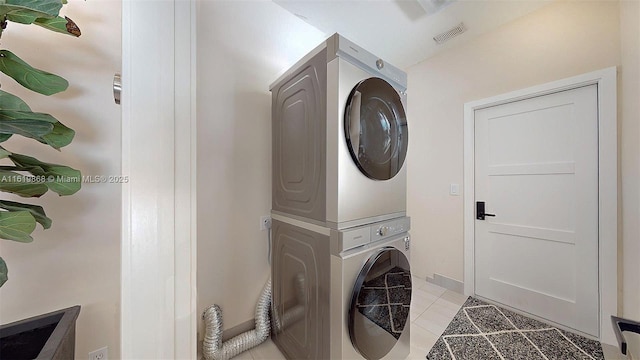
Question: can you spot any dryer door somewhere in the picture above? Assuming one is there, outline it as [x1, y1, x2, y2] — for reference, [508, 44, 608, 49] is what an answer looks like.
[349, 246, 411, 360]
[344, 77, 408, 181]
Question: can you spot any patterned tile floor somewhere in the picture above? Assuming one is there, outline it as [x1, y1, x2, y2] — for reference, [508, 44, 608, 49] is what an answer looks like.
[216, 278, 625, 360]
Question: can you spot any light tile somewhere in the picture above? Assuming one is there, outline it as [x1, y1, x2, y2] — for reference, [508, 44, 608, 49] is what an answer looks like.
[410, 289, 439, 321]
[414, 306, 457, 336]
[602, 343, 627, 360]
[421, 282, 447, 297]
[440, 289, 468, 306]
[249, 338, 286, 360]
[412, 288, 439, 309]
[430, 298, 463, 317]
[410, 305, 426, 322]
[410, 322, 439, 353]
[412, 275, 427, 290]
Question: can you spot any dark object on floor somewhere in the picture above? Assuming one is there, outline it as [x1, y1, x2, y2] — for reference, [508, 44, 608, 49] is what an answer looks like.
[0, 306, 81, 360]
[427, 297, 604, 360]
[612, 315, 640, 355]
[356, 266, 411, 340]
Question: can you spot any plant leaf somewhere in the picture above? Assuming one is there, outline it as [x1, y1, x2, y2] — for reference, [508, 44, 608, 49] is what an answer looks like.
[0, 210, 36, 243]
[0, 120, 53, 141]
[0, 134, 11, 143]
[0, 109, 57, 123]
[0, 110, 73, 148]
[0, 0, 62, 19]
[0, 257, 7, 288]
[0, 169, 49, 197]
[0, 50, 68, 95]
[0, 90, 31, 111]
[9, 153, 80, 195]
[42, 121, 74, 149]
[0, 200, 51, 229]
[0, 110, 55, 142]
[34, 16, 80, 37]
[0, 147, 10, 159]
[6, 11, 38, 24]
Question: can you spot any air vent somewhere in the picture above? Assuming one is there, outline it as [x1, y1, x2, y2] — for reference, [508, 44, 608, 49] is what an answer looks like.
[433, 22, 467, 44]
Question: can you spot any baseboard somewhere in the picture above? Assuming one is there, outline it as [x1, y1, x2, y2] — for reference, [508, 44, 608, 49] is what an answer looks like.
[426, 273, 464, 294]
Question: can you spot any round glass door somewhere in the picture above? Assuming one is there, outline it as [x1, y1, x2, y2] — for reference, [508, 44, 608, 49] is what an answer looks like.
[348, 247, 412, 360]
[344, 77, 408, 181]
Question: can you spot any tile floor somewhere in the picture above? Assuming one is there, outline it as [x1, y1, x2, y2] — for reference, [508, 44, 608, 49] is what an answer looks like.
[239, 277, 624, 360]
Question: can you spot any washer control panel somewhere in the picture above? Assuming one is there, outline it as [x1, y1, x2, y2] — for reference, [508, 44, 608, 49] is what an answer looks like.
[371, 217, 410, 242]
[335, 217, 411, 253]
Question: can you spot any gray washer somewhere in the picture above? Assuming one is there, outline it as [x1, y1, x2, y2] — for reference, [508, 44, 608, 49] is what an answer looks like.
[271, 214, 412, 360]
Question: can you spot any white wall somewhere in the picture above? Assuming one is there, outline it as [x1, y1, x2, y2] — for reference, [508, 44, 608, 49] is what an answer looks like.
[407, 0, 621, 282]
[0, 0, 121, 358]
[408, 0, 640, 352]
[196, 0, 325, 338]
[620, 0, 640, 357]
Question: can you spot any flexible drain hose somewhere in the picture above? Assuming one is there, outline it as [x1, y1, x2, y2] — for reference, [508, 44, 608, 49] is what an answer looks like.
[202, 279, 272, 360]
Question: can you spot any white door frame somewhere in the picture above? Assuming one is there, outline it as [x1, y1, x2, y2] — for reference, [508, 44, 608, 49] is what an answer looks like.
[463, 67, 617, 344]
[121, 0, 197, 358]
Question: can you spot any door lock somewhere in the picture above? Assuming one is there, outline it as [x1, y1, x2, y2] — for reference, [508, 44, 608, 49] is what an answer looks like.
[476, 201, 496, 220]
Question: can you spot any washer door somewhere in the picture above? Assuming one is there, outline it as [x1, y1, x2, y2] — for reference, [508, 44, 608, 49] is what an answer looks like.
[348, 247, 412, 360]
[344, 77, 408, 181]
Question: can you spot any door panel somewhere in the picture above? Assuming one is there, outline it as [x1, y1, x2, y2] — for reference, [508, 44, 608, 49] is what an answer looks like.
[474, 84, 599, 336]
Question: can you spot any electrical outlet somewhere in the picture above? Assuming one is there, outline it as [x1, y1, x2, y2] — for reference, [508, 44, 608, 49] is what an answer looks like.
[89, 346, 108, 360]
[260, 215, 272, 230]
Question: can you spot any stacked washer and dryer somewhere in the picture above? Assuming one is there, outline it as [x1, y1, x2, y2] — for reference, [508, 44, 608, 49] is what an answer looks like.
[269, 34, 411, 360]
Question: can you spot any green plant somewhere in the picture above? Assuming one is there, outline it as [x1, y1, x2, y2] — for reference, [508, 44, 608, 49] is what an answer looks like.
[0, 0, 82, 287]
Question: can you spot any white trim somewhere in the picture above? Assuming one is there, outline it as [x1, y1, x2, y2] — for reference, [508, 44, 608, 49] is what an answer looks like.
[121, 1, 197, 358]
[173, 1, 198, 359]
[463, 67, 618, 345]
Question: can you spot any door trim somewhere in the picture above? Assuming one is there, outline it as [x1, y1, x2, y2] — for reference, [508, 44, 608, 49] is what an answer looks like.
[121, 0, 197, 358]
[463, 67, 617, 344]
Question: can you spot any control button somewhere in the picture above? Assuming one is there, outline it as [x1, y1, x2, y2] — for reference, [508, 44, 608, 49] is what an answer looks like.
[376, 59, 384, 70]
[377, 226, 389, 236]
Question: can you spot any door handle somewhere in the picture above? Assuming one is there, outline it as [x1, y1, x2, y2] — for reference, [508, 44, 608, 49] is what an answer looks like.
[476, 201, 496, 220]
[113, 73, 121, 105]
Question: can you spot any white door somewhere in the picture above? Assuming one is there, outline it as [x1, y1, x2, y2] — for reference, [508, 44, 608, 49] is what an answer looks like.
[474, 84, 599, 336]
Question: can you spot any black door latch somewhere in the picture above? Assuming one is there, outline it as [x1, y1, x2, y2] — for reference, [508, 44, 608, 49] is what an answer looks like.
[476, 201, 496, 220]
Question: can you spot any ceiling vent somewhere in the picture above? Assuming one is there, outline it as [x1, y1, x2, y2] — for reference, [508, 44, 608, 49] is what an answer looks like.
[433, 22, 467, 44]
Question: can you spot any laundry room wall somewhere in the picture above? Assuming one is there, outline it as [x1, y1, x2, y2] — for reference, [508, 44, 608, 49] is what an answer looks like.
[0, 0, 122, 357]
[619, 0, 640, 356]
[196, 0, 325, 342]
[409, 0, 640, 351]
[406, 1, 621, 283]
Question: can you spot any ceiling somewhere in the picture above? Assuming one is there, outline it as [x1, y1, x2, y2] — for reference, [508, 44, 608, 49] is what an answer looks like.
[273, 0, 553, 69]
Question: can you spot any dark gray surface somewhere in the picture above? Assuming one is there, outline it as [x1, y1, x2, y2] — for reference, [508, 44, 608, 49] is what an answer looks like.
[0, 305, 80, 360]
[271, 220, 330, 360]
[427, 297, 604, 360]
[271, 49, 327, 223]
